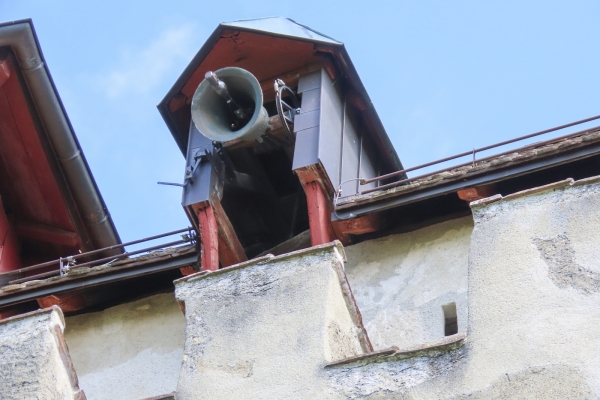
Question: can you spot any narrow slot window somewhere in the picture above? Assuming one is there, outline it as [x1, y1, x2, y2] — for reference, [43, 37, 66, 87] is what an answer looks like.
[443, 302, 458, 336]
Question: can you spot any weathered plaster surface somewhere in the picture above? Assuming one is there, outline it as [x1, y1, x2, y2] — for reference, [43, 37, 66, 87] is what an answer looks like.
[170, 176, 600, 399]
[345, 217, 472, 350]
[0, 306, 85, 400]
[461, 177, 600, 397]
[64, 292, 185, 400]
[174, 243, 367, 399]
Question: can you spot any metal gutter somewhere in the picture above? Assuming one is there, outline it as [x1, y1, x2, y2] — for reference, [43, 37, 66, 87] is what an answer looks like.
[0, 19, 121, 253]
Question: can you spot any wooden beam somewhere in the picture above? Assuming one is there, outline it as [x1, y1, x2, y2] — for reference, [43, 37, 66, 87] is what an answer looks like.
[303, 181, 335, 246]
[211, 197, 247, 267]
[13, 219, 79, 247]
[295, 164, 348, 246]
[195, 204, 219, 272]
[37, 291, 87, 312]
[332, 213, 382, 236]
[457, 186, 496, 203]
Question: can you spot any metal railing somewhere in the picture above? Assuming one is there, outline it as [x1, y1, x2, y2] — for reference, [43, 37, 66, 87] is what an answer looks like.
[357, 114, 600, 195]
[1, 227, 197, 286]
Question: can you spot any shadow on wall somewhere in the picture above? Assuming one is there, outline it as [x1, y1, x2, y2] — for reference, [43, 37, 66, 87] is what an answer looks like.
[343, 216, 473, 350]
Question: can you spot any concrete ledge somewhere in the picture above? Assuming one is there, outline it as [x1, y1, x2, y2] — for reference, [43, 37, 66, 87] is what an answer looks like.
[174, 240, 347, 285]
[325, 333, 467, 368]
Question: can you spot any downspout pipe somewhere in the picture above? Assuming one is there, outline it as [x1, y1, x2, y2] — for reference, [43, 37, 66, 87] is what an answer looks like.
[0, 20, 121, 253]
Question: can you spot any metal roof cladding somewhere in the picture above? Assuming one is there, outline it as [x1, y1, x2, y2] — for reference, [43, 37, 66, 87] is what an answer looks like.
[222, 17, 342, 44]
[158, 17, 404, 174]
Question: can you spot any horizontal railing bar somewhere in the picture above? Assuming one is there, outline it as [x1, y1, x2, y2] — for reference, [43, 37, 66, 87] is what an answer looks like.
[1, 227, 193, 275]
[8, 240, 190, 285]
[359, 124, 600, 195]
[362, 114, 600, 185]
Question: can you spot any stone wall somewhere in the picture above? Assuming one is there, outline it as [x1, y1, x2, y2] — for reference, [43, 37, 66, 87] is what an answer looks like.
[64, 292, 185, 400]
[345, 216, 472, 349]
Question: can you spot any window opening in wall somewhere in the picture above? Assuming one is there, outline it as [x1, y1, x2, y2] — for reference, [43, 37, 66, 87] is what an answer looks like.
[443, 302, 458, 336]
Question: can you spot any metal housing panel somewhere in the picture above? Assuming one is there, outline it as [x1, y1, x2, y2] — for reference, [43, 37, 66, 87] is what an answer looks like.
[182, 121, 216, 207]
[297, 70, 322, 93]
[340, 107, 361, 196]
[359, 136, 379, 192]
[317, 69, 344, 190]
[292, 126, 320, 170]
[299, 89, 321, 113]
[293, 109, 320, 132]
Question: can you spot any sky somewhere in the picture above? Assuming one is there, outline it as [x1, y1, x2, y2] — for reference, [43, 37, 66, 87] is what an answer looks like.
[1, 1, 599, 245]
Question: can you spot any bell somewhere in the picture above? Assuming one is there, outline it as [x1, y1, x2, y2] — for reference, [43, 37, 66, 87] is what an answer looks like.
[191, 67, 269, 143]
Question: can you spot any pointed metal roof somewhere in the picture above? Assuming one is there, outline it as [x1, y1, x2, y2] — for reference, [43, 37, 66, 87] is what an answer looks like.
[222, 17, 342, 45]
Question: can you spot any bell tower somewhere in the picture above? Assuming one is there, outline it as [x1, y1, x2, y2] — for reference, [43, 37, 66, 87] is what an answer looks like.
[158, 17, 404, 272]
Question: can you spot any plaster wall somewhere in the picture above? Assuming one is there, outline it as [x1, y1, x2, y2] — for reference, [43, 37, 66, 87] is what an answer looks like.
[344, 217, 472, 350]
[456, 178, 600, 396]
[329, 177, 600, 398]
[0, 306, 84, 400]
[174, 244, 367, 399]
[64, 292, 185, 400]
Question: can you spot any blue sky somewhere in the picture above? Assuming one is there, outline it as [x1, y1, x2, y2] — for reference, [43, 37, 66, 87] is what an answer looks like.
[2, 1, 599, 244]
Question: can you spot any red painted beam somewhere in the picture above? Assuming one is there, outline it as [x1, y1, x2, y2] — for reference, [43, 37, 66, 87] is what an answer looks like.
[332, 213, 382, 236]
[211, 198, 247, 267]
[197, 204, 219, 272]
[37, 292, 87, 312]
[0, 196, 21, 273]
[295, 164, 345, 246]
[457, 186, 496, 203]
[304, 181, 336, 246]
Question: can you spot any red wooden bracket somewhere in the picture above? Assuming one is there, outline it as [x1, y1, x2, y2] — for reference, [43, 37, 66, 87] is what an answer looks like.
[304, 181, 336, 246]
[457, 186, 496, 203]
[332, 212, 382, 237]
[185, 197, 247, 275]
[37, 291, 87, 312]
[211, 198, 247, 267]
[295, 164, 348, 246]
[196, 204, 219, 272]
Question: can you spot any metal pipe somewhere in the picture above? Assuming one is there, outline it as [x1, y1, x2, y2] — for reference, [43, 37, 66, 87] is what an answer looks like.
[8, 239, 189, 285]
[0, 227, 192, 275]
[0, 20, 121, 253]
[360, 125, 600, 195]
[362, 114, 600, 185]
